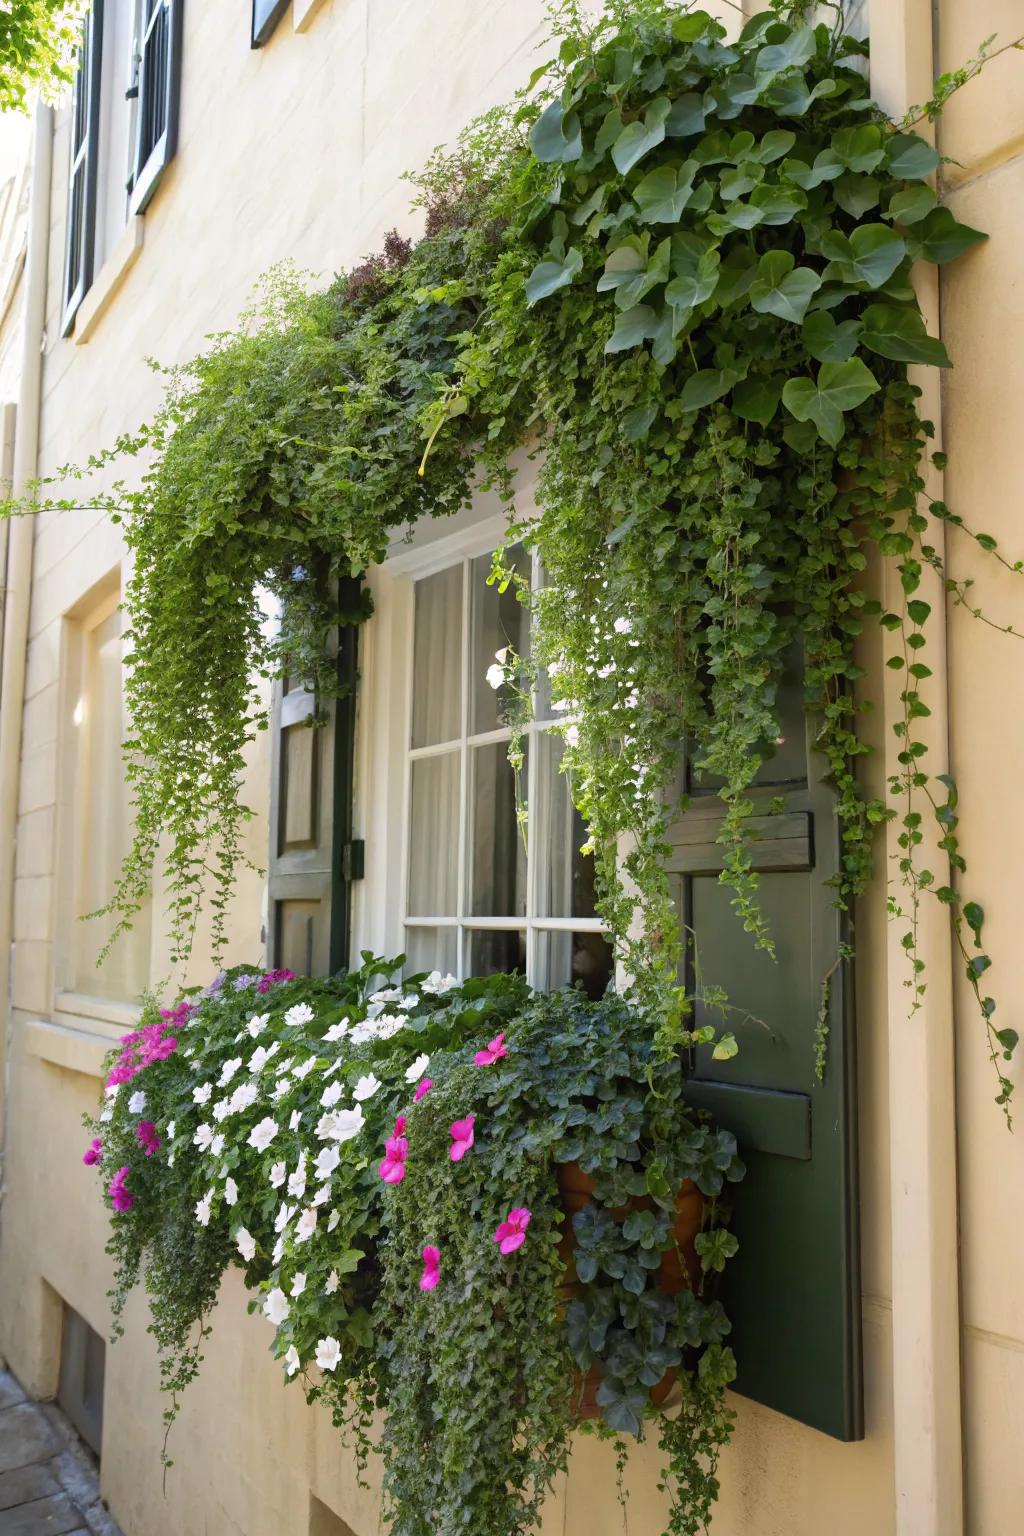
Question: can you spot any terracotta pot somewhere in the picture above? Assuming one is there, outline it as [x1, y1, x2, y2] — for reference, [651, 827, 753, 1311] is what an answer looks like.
[556, 1162, 704, 1420]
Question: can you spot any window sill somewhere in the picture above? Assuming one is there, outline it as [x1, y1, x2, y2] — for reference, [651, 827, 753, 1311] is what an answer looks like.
[73, 216, 145, 345]
[24, 1017, 120, 1080]
[53, 991, 141, 1030]
[294, 0, 329, 30]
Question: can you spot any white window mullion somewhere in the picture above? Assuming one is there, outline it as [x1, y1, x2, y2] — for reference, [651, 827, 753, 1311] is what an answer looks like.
[456, 555, 471, 977]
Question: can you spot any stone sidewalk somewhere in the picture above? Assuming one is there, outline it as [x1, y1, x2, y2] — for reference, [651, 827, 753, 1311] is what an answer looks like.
[0, 1370, 123, 1536]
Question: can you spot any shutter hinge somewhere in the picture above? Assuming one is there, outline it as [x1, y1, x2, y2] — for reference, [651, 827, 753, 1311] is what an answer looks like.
[342, 840, 365, 882]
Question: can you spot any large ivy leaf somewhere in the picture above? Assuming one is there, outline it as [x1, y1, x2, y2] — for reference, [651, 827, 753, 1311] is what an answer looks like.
[612, 96, 672, 175]
[858, 303, 951, 366]
[802, 310, 862, 362]
[672, 10, 716, 43]
[665, 91, 705, 137]
[680, 364, 745, 411]
[832, 123, 885, 173]
[731, 376, 784, 425]
[912, 207, 987, 264]
[596, 241, 645, 293]
[704, 73, 759, 120]
[748, 182, 806, 225]
[782, 358, 880, 446]
[715, 247, 757, 307]
[594, 108, 624, 159]
[781, 149, 843, 188]
[746, 128, 796, 164]
[718, 163, 763, 201]
[634, 160, 700, 223]
[664, 245, 720, 312]
[884, 184, 937, 225]
[706, 201, 765, 235]
[525, 246, 583, 305]
[886, 132, 941, 180]
[833, 173, 880, 218]
[530, 100, 583, 164]
[749, 250, 821, 323]
[756, 24, 817, 74]
[764, 74, 835, 117]
[604, 304, 660, 354]
[823, 224, 906, 288]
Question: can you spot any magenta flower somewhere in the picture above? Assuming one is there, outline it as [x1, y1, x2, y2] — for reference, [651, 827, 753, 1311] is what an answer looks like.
[136, 1121, 161, 1157]
[419, 1245, 441, 1291]
[379, 1134, 409, 1185]
[393, 1114, 407, 1137]
[493, 1207, 531, 1255]
[258, 968, 295, 994]
[412, 1078, 432, 1103]
[449, 1115, 475, 1162]
[82, 1138, 102, 1167]
[473, 1032, 508, 1066]
[109, 1167, 133, 1213]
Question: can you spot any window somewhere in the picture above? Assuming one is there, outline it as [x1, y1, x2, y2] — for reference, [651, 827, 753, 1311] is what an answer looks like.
[252, 0, 290, 48]
[402, 546, 613, 997]
[61, 1, 103, 334]
[57, 584, 150, 1004]
[126, 0, 184, 217]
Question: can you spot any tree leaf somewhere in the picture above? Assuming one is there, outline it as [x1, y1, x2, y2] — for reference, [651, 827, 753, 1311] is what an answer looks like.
[664, 244, 720, 312]
[782, 358, 880, 446]
[525, 247, 583, 305]
[832, 123, 885, 173]
[612, 96, 672, 175]
[913, 207, 987, 264]
[680, 368, 737, 410]
[824, 224, 907, 288]
[530, 100, 583, 164]
[731, 379, 783, 426]
[833, 173, 881, 218]
[604, 304, 660, 354]
[886, 132, 941, 180]
[749, 250, 821, 324]
[748, 182, 807, 225]
[747, 128, 797, 164]
[859, 303, 951, 367]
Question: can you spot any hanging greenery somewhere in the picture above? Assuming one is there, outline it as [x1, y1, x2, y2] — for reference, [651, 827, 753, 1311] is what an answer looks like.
[89, 961, 743, 1536]
[22, 0, 1016, 1105]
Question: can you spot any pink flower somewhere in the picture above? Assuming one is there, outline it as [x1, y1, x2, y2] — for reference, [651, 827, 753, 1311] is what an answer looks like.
[136, 1121, 161, 1157]
[412, 1078, 432, 1103]
[109, 1167, 133, 1213]
[449, 1115, 475, 1162]
[474, 1032, 508, 1066]
[258, 968, 295, 993]
[419, 1245, 441, 1291]
[379, 1134, 409, 1185]
[82, 1138, 102, 1167]
[493, 1207, 531, 1255]
[393, 1115, 407, 1137]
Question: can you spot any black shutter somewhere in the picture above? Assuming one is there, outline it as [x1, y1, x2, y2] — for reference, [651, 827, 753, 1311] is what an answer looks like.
[267, 581, 361, 978]
[61, 0, 104, 336]
[251, 0, 290, 48]
[127, 0, 183, 217]
[674, 646, 862, 1441]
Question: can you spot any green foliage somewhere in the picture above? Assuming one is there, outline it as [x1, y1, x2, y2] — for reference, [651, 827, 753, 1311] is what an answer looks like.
[0, 0, 86, 112]
[90, 963, 743, 1536]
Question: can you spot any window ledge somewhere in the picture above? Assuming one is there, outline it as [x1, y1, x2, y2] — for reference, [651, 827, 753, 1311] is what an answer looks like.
[294, 0, 329, 31]
[53, 991, 141, 1030]
[73, 216, 145, 345]
[24, 1017, 119, 1080]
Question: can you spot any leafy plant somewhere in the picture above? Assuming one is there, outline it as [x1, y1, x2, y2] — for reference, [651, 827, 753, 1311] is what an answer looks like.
[88, 963, 743, 1535]
[0, 0, 88, 113]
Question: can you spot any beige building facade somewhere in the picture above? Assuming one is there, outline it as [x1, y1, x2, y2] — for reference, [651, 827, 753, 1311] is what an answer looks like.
[0, 2, 1022, 1534]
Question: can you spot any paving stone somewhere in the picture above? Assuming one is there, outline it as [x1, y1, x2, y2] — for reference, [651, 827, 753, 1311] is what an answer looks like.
[0, 1404, 62, 1475]
[0, 1492, 85, 1535]
[0, 1464, 59, 1512]
[52, 1450, 98, 1511]
[0, 1382, 24, 1415]
[77, 1500, 120, 1536]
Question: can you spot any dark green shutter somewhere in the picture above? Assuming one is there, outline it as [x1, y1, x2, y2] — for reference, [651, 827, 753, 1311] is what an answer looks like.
[61, 1, 104, 335]
[251, 0, 290, 47]
[674, 649, 862, 1440]
[267, 581, 360, 978]
[127, 0, 184, 217]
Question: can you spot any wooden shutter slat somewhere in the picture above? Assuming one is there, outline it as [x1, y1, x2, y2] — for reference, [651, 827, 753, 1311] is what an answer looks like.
[665, 809, 812, 875]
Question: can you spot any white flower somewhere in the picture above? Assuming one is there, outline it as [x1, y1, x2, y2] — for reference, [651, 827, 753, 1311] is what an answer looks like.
[295, 1207, 318, 1243]
[314, 1145, 340, 1180]
[212, 1098, 232, 1122]
[248, 1117, 279, 1153]
[284, 1344, 301, 1377]
[105, 1083, 120, 1100]
[290, 1271, 307, 1298]
[210, 1133, 225, 1157]
[235, 1226, 257, 1263]
[312, 1183, 332, 1207]
[230, 1082, 259, 1114]
[405, 1053, 431, 1084]
[272, 1235, 285, 1265]
[269, 1160, 287, 1188]
[275, 1058, 294, 1077]
[316, 1106, 364, 1142]
[292, 1056, 317, 1081]
[168, 1152, 175, 1167]
[320, 1082, 343, 1108]
[273, 1080, 290, 1100]
[327, 1210, 340, 1233]
[324, 1019, 350, 1042]
[248, 1044, 276, 1073]
[352, 1074, 381, 1103]
[193, 1083, 212, 1105]
[167, 1121, 176, 1140]
[315, 1336, 341, 1373]
[224, 1178, 238, 1207]
[375, 1013, 407, 1040]
[348, 1021, 376, 1046]
[262, 1288, 290, 1326]
[613, 616, 633, 635]
[421, 971, 457, 995]
[287, 1168, 307, 1200]
[369, 987, 402, 1005]
[324, 1270, 339, 1295]
[218, 1057, 242, 1087]
[284, 1003, 315, 1028]
[289, 1109, 302, 1131]
[323, 1060, 342, 1078]
[400, 994, 419, 1010]
[128, 1090, 146, 1115]
[195, 1192, 213, 1227]
[274, 1202, 295, 1234]
[193, 1123, 214, 1151]
[485, 661, 505, 690]
[564, 723, 580, 748]
[100, 1110, 113, 1123]
[246, 1014, 270, 1038]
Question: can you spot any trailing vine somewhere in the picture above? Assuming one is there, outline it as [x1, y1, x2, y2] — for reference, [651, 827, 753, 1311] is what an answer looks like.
[6, 4, 1020, 1106]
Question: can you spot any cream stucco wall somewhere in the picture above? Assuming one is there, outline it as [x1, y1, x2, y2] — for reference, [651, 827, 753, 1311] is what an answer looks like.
[0, 2, 1020, 1534]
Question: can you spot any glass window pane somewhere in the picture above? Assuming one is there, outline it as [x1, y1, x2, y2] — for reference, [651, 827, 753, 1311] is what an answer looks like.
[470, 742, 526, 917]
[470, 544, 530, 735]
[411, 564, 463, 748]
[534, 730, 599, 919]
[408, 752, 460, 915]
[535, 930, 614, 1001]
[468, 929, 526, 978]
[404, 926, 458, 977]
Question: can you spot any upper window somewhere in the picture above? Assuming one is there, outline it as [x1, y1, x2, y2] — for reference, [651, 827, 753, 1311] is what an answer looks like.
[61, 1, 103, 333]
[126, 0, 184, 217]
[402, 547, 613, 998]
[251, 0, 290, 49]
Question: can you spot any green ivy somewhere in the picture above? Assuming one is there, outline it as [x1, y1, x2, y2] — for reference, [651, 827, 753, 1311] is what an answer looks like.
[0, 0, 85, 113]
